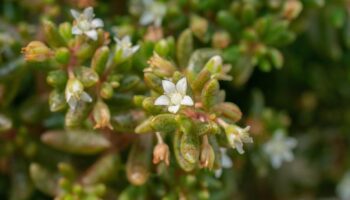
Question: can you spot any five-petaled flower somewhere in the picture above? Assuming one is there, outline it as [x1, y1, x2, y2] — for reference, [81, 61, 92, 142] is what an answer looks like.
[65, 78, 92, 110]
[154, 77, 194, 113]
[70, 7, 104, 40]
[114, 36, 140, 63]
[337, 171, 350, 200]
[226, 125, 253, 154]
[263, 129, 297, 169]
[139, 0, 167, 27]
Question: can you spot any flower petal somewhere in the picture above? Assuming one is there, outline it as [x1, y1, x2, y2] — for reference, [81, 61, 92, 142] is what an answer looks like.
[140, 12, 154, 25]
[162, 80, 176, 94]
[176, 77, 187, 95]
[85, 30, 98, 40]
[271, 156, 282, 169]
[132, 45, 140, 54]
[122, 35, 131, 44]
[70, 9, 80, 19]
[215, 169, 223, 178]
[221, 153, 233, 168]
[72, 26, 82, 35]
[81, 92, 92, 102]
[67, 97, 78, 111]
[181, 95, 193, 106]
[154, 95, 170, 106]
[91, 18, 104, 28]
[168, 105, 180, 113]
[83, 7, 94, 20]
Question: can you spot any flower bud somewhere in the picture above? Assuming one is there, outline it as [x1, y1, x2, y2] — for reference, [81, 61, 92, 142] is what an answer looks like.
[212, 31, 231, 49]
[100, 82, 114, 99]
[154, 39, 170, 57]
[146, 53, 177, 77]
[200, 137, 215, 169]
[153, 143, 170, 166]
[75, 67, 99, 87]
[190, 15, 208, 41]
[93, 100, 113, 130]
[205, 55, 223, 74]
[58, 22, 73, 42]
[283, 0, 303, 20]
[55, 47, 70, 64]
[21, 41, 52, 62]
[47, 70, 67, 89]
[49, 90, 66, 112]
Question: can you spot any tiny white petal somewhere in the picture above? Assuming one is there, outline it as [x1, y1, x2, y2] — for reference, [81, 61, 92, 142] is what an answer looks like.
[132, 45, 140, 54]
[168, 105, 180, 113]
[176, 78, 187, 95]
[81, 92, 92, 102]
[83, 7, 94, 20]
[68, 97, 78, 110]
[91, 18, 104, 28]
[140, 12, 154, 25]
[154, 95, 170, 105]
[122, 35, 131, 44]
[181, 95, 193, 106]
[221, 153, 233, 168]
[72, 26, 83, 35]
[162, 80, 176, 94]
[215, 169, 223, 178]
[271, 156, 282, 169]
[70, 9, 80, 19]
[85, 30, 98, 40]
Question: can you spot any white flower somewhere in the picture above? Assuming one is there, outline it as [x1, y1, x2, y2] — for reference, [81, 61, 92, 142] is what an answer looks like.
[65, 78, 92, 110]
[139, 0, 167, 27]
[70, 7, 103, 40]
[154, 77, 194, 113]
[226, 125, 253, 154]
[337, 171, 350, 200]
[263, 129, 297, 169]
[215, 148, 233, 178]
[114, 36, 140, 62]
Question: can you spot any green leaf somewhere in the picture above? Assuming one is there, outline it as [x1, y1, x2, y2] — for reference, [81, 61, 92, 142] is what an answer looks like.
[41, 130, 110, 155]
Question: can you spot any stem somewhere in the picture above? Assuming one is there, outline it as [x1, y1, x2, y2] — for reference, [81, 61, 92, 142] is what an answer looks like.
[155, 132, 164, 144]
[216, 118, 229, 128]
[202, 134, 209, 145]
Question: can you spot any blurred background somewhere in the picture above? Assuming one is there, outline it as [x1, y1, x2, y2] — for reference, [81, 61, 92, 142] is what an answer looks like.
[0, 0, 350, 199]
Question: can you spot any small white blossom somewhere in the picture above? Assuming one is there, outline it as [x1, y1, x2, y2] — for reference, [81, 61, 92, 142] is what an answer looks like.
[139, 0, 167, 27]
[70, 7, 103, 40]
[226, 125, 253, 154]
[215, 148, 233, 178]
[337, 171, 350, 200]
[154, 77, 194, 113]
[263, 129, 297, 169]
[65, 78, 92, 110]
[114, 36, 140, 61]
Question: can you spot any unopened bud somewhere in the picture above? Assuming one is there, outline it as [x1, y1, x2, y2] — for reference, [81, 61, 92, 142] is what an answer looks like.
[146, 53, 177, 77]
[93, 100, 113, 130]
[154, 39, 170, 57]
[153, 143, 170, 166]
[47, 70, 68, 89]
[55, 47, 70, 64]
[283, 0, 303, 20]
[212, 31, 231, 49]
[190, 15, 208, 41]
[22, 41, 53, 62]
[200, 136, 215, 169]
[100, 82, 114, 99]
[76, 67, 99, 87]
[205, 55, 223, 74]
